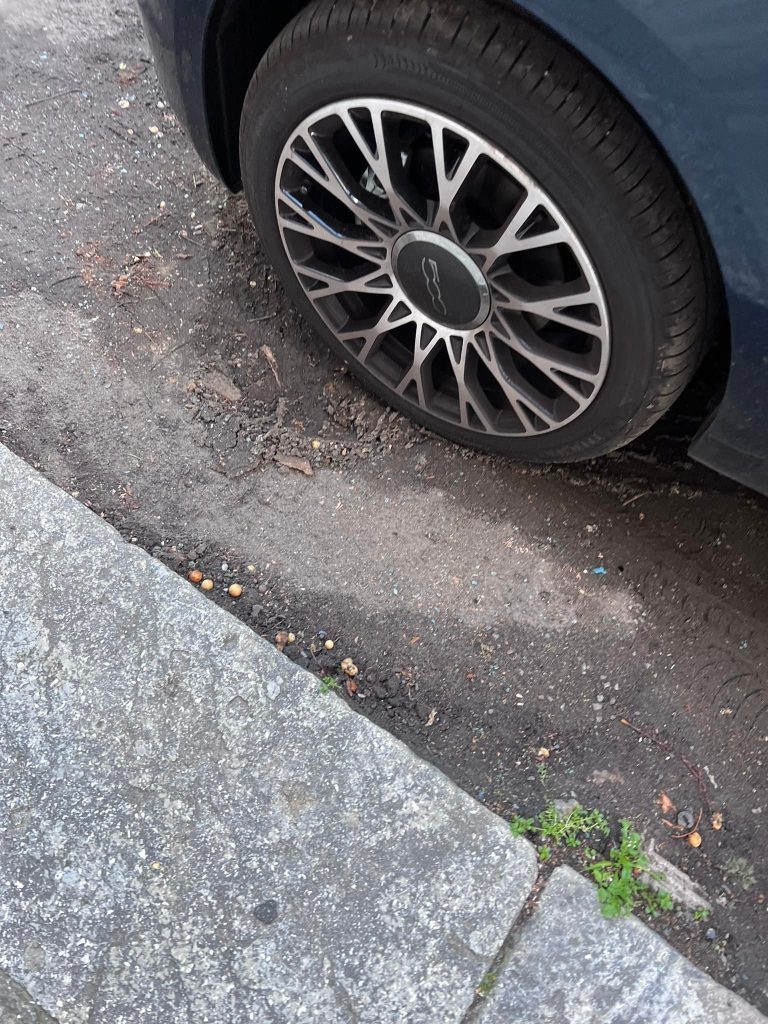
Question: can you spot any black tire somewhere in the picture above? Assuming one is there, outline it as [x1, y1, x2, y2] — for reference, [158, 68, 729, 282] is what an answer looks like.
[239, 0, 711, 462]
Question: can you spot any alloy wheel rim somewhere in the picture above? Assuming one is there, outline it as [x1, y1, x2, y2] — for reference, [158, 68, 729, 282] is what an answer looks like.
[274, 98, 610, 437]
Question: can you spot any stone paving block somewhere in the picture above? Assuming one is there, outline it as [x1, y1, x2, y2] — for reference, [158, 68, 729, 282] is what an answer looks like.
[0, 446, 537, 1024]
[479, 866, 766, 1024]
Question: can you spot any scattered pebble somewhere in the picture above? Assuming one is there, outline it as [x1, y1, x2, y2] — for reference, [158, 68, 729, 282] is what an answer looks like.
[118, 99, 130, 109]
[148, 125, 160, 135]
[677, 808, 695, 830]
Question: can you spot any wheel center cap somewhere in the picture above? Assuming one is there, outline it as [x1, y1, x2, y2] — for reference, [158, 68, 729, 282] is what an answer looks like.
[392, 230, 490, 330]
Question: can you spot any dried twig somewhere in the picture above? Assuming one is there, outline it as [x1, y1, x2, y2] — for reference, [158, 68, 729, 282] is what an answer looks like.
[622, 491, 651, 507]
[259, 344, 281, 386]
[25, 87, 81, 108]
[620, 718, 710, 809]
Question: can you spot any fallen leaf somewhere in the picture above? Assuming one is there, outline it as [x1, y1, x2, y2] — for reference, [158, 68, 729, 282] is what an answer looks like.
[274, 631, 289, 651]
[712, 811, 724, 830]
[536, 747, 550, 760]
[111, 271, 130, 296]
[425, 708, 437, 727]
[344, 678, 358, 698]
[688, 831, 702, 848]
[275, 454, 313, 476]
[659, 791, 676, 816]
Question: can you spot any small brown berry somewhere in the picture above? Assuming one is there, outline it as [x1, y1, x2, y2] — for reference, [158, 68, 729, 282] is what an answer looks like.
[200, 578, 214, 591]
[324, 639, 334, 650]
[188, 569, 203, 584]
[228, 583, 243, 598]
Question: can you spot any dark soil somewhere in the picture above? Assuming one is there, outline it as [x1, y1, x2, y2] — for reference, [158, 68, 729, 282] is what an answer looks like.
[1, 1, 766, 1010]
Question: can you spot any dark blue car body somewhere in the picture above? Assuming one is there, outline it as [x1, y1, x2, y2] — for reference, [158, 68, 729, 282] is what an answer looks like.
[138, 0, 768, 494]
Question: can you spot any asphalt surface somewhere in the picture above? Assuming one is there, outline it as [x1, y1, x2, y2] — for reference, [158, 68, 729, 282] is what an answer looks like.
[1, 0, 767, 1009]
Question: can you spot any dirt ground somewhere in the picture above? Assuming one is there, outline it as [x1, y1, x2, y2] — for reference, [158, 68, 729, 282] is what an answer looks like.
[1, 0, 767, 1010]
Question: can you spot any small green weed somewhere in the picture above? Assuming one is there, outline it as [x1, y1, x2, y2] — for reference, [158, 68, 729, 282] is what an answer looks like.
[476, 969, 498, 998]
[510, 807, 677, 920]
[509, 815, 536, 837]
[693, 906, 711, 922]
[537, 761, 550, 784]
[319, 675, 340, 695]
[510, 802, 610, 848]
[587, 819, 675, 918]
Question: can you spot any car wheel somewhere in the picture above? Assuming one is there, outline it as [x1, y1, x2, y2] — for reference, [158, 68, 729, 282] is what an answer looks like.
[239, 0, 709, 461]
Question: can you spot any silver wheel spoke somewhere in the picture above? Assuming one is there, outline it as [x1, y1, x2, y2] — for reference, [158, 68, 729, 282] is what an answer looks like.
[291, 132, 394, 237]
[511, 291, 604, 338]
[492, 304, 603, 408]
[395, 322, 441, 408]
[471, 333, 558, 431]
[468, 191, 568, 268]
[276, 98, 610, 439]
[298, 265, 392, 298]
[338, 105, 425, 228]
[443, 336, 497, 432]
[430, 126, 482, 237]
[278, 203, 388, 261]
[337, 294, 414, 363]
